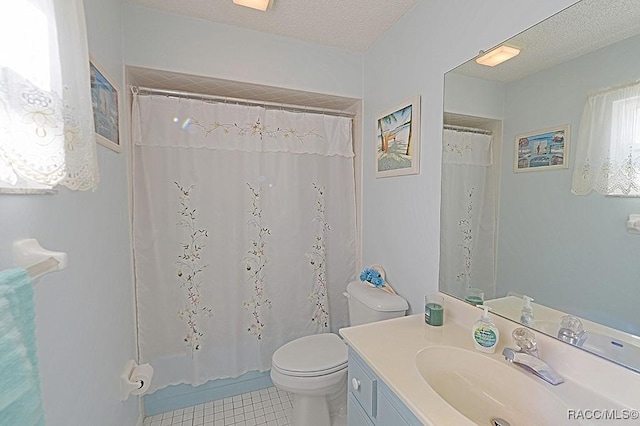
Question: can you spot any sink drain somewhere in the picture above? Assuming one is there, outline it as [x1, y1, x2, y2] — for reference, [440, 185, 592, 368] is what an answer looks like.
[490, 418, 511, 426]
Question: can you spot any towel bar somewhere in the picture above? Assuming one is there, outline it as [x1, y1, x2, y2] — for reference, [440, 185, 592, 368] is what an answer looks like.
[13, 239, 68, 280]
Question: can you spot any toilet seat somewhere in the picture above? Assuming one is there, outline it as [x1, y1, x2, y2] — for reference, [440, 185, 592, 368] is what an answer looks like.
[272, 333, 347, 377]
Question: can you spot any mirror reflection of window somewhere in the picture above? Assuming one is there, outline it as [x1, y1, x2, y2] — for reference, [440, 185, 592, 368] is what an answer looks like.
[572, 81, 640, 197]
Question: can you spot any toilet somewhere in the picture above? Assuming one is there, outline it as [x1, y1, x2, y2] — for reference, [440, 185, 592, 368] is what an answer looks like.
[270, 281, 409, 426]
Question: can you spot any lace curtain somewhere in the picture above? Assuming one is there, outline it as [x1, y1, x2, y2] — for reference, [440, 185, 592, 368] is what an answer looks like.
[0, 0, 99, 191]
[440, 129, 497, 300]
[572, 80, 640, 197]
[132, 94, 356, 392]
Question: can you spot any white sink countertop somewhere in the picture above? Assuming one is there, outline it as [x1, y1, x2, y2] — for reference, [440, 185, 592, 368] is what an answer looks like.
[339, 293, 640, 425]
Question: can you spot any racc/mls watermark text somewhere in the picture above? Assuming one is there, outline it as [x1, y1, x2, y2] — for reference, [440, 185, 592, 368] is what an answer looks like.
[568, 409, 639, 421]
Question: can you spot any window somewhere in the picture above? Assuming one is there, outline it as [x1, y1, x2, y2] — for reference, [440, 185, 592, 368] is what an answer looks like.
[0, 0, 99, 193]
[572, 81, 640, 197]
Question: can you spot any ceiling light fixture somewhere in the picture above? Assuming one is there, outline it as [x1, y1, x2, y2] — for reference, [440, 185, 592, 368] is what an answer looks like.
[475, 45, 521, 67]
[232, 0, 271, 11]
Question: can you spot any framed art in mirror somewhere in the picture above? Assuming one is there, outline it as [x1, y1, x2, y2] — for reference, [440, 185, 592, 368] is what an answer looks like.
[514, 125, 569, 172]
[375, 95, 420, 178]
[89, 58, 121, 153]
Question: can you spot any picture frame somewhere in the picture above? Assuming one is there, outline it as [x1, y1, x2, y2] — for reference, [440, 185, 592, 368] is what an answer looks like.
[514, 125, 570, 172]
[375, 95, 421, 178]
[89, 58, 121, 152]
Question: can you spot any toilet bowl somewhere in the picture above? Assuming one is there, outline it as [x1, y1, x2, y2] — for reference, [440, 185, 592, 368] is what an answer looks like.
[271, 333, 348, 426]
[270, 281, 408, 426]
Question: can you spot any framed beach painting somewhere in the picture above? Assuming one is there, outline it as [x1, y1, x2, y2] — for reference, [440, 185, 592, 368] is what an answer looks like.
[89, 58, 121, 152]
[375, 95, 421, 178]
[514, 125, 569, 172]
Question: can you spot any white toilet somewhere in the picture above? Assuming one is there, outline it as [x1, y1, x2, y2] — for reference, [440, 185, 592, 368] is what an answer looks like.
[270, 281, 408, 426]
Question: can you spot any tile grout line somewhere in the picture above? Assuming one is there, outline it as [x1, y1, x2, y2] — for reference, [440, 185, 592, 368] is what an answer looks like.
[143, 386, 293, 426]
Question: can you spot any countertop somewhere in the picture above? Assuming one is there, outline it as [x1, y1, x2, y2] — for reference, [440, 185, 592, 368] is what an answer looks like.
[339, 294, 640, 425]
[340, 313, 476, 425]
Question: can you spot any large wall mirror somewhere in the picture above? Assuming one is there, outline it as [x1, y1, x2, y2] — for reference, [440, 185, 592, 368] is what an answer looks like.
[441, 0, 640, 373]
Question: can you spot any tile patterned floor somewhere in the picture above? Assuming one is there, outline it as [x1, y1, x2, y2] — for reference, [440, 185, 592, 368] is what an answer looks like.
[143, 386, 293, 426]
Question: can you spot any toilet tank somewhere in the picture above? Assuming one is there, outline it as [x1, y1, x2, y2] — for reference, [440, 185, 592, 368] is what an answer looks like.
[346, 281, 409, 326]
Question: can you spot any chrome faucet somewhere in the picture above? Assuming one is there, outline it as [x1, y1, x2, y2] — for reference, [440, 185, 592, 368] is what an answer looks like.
[502, 328, 564, 385]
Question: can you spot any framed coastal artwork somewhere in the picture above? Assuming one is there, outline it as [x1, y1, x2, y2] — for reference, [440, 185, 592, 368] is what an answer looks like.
[89, 58, 121, 152]
[514, 125, 569, 172]
[375, 95, 421, 178]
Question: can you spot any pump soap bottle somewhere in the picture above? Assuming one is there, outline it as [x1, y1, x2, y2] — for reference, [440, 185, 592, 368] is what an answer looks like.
[520, 295, 535, 327]
[472, 305, 499, 354]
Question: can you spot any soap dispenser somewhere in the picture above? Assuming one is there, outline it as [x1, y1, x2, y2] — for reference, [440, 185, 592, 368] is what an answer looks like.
[472, 305, 499, 354]
[520, 295, 535, 327]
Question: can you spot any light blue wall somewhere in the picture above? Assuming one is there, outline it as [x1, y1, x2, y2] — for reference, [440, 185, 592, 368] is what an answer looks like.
[0, 0, 139, 425]
[361, 0, 577, 314]
[496, 33, 640, 335]
[122, 4, 363, 99]
[444, 73, 505, 120]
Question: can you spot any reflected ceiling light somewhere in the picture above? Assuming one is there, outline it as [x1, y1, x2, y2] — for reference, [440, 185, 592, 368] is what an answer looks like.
[233, 0, 271, 11]
[475, 45, 521, 67]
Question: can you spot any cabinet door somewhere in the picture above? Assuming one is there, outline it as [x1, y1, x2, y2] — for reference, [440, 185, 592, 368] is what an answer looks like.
[348, 393, 374, 426]
[376, 390, 411, 426]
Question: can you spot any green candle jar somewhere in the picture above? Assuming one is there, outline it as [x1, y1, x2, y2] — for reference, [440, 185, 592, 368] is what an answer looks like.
[425, 294, 444, 326]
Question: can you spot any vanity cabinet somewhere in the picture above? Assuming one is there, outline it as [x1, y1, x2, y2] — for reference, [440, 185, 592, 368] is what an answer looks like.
[347, 349, 422, 426]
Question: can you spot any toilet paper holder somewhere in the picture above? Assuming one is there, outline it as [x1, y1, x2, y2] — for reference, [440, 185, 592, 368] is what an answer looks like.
[120, 360, 154, 401]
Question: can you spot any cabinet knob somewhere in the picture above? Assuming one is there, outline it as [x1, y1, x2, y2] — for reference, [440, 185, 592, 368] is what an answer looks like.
[351, 378, 361, 390]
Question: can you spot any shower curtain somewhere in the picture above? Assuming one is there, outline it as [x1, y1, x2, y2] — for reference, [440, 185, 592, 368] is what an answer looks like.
[132, 94, 356, 393]
[439, 129, 496, 300]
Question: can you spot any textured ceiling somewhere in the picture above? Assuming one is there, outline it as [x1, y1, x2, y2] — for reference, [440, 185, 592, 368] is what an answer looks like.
[124, 0, 418, 52]
[452, 0, 640, 83]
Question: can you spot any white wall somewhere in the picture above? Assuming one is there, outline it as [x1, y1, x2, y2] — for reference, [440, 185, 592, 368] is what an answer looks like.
[0, 1, 139, 425]
[361, 0, 577, 313]
[122, 4, 363, 99]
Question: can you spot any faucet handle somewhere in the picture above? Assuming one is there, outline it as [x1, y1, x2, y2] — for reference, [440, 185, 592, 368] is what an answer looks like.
[559, 315, 584, 333]
[558, 315, 587, 345]
[512, 327, 540, 357]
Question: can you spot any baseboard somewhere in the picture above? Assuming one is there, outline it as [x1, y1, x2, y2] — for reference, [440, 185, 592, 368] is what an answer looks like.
[144, 371, 273, 416]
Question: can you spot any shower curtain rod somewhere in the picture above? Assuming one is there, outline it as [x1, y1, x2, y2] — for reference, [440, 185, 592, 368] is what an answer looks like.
[444, 124, 493, 135]
[131, 86, 356, 118]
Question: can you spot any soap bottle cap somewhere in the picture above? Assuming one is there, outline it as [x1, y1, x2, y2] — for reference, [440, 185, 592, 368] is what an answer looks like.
[522, 295, 534, 310]
[479, 305, 491, 320]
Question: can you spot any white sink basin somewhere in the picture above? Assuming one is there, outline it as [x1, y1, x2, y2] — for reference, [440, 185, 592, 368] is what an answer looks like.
[416, 346, 570, 426]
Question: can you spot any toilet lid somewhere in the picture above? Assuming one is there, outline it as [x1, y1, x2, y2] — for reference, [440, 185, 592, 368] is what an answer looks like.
[272, 333, 348, 377]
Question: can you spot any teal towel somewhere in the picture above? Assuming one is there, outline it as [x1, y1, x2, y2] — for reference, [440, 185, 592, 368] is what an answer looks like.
[0, 268, 45, 426]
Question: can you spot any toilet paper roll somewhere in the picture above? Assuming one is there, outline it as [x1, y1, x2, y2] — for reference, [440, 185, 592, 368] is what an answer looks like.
[129, 363, 154, 396]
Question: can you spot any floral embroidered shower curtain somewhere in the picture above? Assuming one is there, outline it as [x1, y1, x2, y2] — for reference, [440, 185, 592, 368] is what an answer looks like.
[439, 129, 497, 301]
[132, 94, 356, 393]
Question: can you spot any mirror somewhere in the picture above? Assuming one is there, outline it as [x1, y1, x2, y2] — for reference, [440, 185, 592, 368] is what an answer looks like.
[440, 0, 640, 373]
